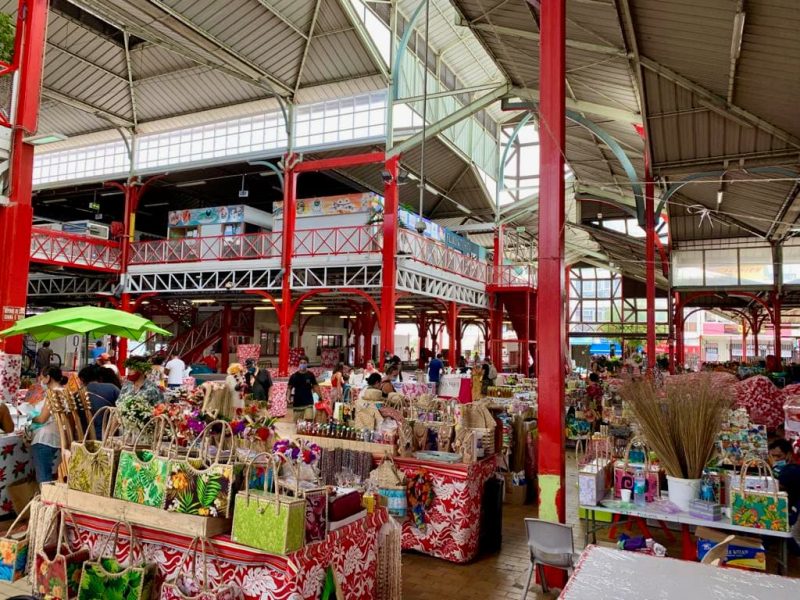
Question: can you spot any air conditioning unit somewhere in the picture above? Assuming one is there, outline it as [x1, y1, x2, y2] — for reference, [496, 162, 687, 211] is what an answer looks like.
[62, 220, 110, 240]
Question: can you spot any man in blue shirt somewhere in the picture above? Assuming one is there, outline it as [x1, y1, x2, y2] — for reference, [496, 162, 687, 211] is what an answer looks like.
[90, 340, 106, 364]
[428, 353, 444, 395]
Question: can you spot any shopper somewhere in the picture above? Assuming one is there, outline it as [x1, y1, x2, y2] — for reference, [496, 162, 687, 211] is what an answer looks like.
[330, 362, 345, 402]
[481, 356, 497, 396]
[287, 359, 320, 421]
[201, 350, 219, 373]
[120, 358, 163, 405]
[165, 351, 187, 389]
[97, 352, 119, 376]
[390, 355, 404, 382]
[148, 355, 167, 388]
[769, 438, 800, 549]
[245, 358, 272, 402]
[90, 340, 106, 363]
[29, 366, 67, 483]
[457, 356, 469, 374]
[428, 353, 444, 394]
[364, 360, 377, 375]
[36, 341, 53, 371]
[769, 438, 795, 478]
[78, 365, 120, 439]
[381, 365, 399, 398]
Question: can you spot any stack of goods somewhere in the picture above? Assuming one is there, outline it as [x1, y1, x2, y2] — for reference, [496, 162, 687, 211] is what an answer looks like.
[454, 403, 496, 463]
[714, 407, 768, 467]
[296, 419, 397, 447]
[733, 374, 786, 430]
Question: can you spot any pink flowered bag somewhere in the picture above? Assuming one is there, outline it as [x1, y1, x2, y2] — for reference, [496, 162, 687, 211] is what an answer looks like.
[159, 537, 241, 600]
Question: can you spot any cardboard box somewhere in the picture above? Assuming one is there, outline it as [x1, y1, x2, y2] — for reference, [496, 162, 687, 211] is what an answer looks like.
[503, 473, 527, 505]
[696, 526, 766, 571]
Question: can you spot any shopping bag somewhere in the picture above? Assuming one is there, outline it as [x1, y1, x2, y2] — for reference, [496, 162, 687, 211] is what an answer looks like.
[0, 497, 35, 582]
[78, 520, 157, 600]
[369, 454, 407, 518]
[613, 437, 660, 502]
[113, 415, 176, 508]
[34, 509, 90, 600]
[68, 407, 121, 496]
[165, 420, 242, 517]
[160, 537, 241, 600]
[730, 458, 790, 532]
[231, 453, 306, 555]
[577, 436, 613, 506]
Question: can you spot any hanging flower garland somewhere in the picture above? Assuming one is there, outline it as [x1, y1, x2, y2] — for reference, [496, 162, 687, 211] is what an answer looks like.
[406, 468, 435, 531]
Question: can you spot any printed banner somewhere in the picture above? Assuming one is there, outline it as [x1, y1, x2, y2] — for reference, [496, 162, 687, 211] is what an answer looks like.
[274, 193, 383, 218]
[168, 205, 245, 227]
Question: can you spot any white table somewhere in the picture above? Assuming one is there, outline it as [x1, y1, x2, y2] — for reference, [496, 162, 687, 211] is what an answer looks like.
[580, 497, 795, 574]
[560, 545, 800, 599]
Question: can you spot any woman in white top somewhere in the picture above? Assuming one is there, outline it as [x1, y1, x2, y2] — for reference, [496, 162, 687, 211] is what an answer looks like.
[30, 366, 66, 483]
[225, 363, 246, 410]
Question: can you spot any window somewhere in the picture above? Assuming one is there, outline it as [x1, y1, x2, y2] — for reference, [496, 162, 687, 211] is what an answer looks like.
[260, 331, 280, 356]
[316, 335, 343, 350]
[581, 306, 596, 322]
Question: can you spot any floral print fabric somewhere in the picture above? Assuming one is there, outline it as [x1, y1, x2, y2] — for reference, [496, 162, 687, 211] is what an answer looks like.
[0, 537, 27, 581]
[78, 556, 156, 600]
[164, 460, 240, 518]
[113, 450, 170, 508]
[67, 441, 118, 496]
[35, 547, 90, 600]
[731, 490, 790, 531]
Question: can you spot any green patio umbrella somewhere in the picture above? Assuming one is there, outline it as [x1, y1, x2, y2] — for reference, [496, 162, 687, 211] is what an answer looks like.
[0, 306, 171, 341]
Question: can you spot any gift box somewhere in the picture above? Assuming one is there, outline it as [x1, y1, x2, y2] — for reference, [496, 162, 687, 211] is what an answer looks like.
[696, 526, 766, 571]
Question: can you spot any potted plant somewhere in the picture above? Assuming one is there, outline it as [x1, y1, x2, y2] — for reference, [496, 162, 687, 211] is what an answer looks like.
[619, 375, 731, 510]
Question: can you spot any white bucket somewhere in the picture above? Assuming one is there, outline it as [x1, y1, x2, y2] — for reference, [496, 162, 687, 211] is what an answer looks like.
[666, 476, 702, 511]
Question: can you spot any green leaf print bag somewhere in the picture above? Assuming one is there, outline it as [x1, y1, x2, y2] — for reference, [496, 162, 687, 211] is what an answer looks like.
[231, 453, 306, 555]
[113, 415, 176, 508]
[730, 457, 790, 532]
[68, 407, 122, 497]
[165, 420, 242, 518]
[78, 520, 157, 600]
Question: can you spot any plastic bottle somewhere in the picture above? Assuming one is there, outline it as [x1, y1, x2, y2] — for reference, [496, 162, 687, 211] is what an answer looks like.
[633, 470, 646, 506]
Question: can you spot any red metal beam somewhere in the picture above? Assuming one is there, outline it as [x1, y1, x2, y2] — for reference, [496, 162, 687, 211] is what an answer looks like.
[379, 156, 399, 368]
[0, 0, 49, 354]
[294, 151, 385, 173]
[536, 0, 567, 571]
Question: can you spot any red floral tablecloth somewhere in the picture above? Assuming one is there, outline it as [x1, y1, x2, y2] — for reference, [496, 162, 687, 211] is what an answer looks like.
[0, 432, 32, 516]
[386, 456, 496, 563]
[269, 381, 334, 418]
[66, 509, 388, 600]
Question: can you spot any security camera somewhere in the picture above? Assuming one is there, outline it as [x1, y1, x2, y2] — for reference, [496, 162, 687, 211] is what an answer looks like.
[397, 169, 410, 185]
[380, 169, 393, 183]
[415, 220, 427, 234]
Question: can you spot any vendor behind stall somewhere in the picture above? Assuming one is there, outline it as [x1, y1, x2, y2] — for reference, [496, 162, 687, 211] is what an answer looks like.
[288, 359, 320, 420]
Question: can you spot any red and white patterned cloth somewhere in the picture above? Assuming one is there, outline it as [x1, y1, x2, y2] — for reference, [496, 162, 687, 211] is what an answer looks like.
[386, 456, 496, 563]
[0, 432, 32, 516]
[734, 375, 786, 430]
[269, 382, 334, 418]
[67, 509, 388, 600]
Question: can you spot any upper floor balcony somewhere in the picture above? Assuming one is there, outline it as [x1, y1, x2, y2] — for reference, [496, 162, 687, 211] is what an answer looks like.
[30, 225, 536, 292]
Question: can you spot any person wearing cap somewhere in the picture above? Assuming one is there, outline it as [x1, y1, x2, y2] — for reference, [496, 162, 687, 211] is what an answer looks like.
[97, 352, 119, 376]
[245, 358, 272, 402]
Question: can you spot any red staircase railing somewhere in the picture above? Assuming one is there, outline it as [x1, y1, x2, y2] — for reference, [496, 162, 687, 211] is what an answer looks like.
[489, 264, 537, 289]
[30, 227, 122, 272]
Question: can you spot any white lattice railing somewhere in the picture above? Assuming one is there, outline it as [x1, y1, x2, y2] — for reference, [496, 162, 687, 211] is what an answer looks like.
[292, 226, 382, 256]
[130, 232, 283, 264]
[398, 229, 489, 283]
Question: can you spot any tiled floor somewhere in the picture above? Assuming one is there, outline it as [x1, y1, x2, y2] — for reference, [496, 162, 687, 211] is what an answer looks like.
[2, 464, 797, 599]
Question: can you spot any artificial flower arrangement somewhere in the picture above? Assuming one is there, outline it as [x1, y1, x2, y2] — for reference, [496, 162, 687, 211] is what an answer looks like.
[230, 403, 278, 450]
[117, 393, 154, 435]
[272, 438, 322, 466]
[152, 402, 198, 446]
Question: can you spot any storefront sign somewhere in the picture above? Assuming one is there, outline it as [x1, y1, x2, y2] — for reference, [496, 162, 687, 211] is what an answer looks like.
[274, 193, 383, 218]
[168, 205, 245, 227]
[2, 306, 24, 322]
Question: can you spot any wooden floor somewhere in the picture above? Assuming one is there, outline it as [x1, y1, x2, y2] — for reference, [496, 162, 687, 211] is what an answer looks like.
[2, 465, 797, 599]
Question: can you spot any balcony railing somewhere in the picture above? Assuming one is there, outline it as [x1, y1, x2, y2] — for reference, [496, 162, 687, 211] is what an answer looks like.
[489, 264, 537, 288]
[293, 226, 383, 256]
[30, 227, 122, 272]
[129, 232, 283, 265]
[398, 229, 489, 283]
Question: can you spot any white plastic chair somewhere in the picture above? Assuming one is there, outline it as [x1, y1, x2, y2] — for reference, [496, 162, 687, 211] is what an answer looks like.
[520, 518, 580, 598]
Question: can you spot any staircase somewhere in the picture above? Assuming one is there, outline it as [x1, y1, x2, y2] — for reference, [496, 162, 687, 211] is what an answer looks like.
[166, 307, 254, 363]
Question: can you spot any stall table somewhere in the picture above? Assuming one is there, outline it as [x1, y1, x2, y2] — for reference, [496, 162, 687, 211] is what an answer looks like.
[561, 545, 800, 599]
[0, 432, 32, 516]
[383, 455, 496, 563]
[66, 508, 388, 600]
[580, 497, 795, 574]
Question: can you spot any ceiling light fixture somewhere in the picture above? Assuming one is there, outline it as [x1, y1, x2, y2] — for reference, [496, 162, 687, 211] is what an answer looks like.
[143, 202, 169, 208]
[190, 299, 215, 304]
[395, 305, 414, 309]
[254, 306, 275, 311]
[300, 311, 321, 315]
[41, 198, 68, 204]
[24, 133, 67, 145]
[301, 306, 327, 310]
[716, 189, 724, 206]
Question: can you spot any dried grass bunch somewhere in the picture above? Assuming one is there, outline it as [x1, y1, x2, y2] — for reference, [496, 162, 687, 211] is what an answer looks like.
[620, 375, 732, 479]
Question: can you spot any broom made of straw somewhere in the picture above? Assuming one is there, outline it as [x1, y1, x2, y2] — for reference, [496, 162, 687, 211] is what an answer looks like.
[620, 376, 731, 479]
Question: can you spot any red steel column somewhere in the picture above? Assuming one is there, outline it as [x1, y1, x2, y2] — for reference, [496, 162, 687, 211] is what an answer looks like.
[645, 151, 656, 371]
[220, 303, 232, 372]
[278, 160, 298, 377]
[446, 301, 458, 363]
[379, 156, 399, 369]
[117, 292, 131, 371]
[536, 0, 567, 573]
[0, 0, 49, 355]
